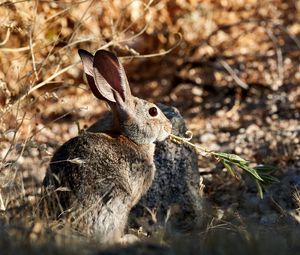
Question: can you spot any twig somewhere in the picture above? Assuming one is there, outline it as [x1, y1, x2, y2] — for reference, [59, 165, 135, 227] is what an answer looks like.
[29, 0, 39, 81]
[122, 33, 182, 59]
[118, 0, 154, 34]
[1, 105, 26, 164]
[169, 132, 211, 157]
[278, 24, 300, 50]
[0, 27, 11, 46]
[117, 21, 149, 45]
[45, 7, 71, 23]
[36, 32, 62, 78]
[266, 28, 284, 86]
[29, 106, 88, 139]
[0, 191, 6, 211]
[67, 0, 97, 44]
[218, 59, 249, 89]
[0, 44, 36, 52]
[28, 62, 79, 95]
[226, 88, 241, 117]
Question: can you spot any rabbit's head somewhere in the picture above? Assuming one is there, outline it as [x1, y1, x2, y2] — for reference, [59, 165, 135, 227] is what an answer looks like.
[78, 49, 172, 145]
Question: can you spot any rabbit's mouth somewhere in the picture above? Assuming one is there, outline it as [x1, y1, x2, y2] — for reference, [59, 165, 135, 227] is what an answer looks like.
[156, 121, 172, 142]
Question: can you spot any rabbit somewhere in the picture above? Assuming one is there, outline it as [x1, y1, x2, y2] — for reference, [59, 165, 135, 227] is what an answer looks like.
[88, 104, 205, 238]
[42, 49, 172, 244]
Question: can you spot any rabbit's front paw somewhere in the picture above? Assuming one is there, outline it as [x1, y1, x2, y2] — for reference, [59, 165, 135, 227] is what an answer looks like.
[120, 234, 140, 244]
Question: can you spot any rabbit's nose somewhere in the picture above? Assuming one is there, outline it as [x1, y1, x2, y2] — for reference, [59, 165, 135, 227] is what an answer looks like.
[165, 121, 172, 134]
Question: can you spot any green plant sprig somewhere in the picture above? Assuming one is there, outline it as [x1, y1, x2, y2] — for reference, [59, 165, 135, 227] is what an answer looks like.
[169, 132, 279, 199]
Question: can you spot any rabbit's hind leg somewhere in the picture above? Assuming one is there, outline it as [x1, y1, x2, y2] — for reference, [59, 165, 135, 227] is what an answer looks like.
[92, 195, 131, 244]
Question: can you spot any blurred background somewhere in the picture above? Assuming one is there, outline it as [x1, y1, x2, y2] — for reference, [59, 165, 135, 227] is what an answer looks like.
[0, 0, 299, 254]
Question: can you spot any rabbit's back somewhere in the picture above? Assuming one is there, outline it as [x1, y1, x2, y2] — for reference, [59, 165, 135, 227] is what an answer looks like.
[47, 132, 155, 195]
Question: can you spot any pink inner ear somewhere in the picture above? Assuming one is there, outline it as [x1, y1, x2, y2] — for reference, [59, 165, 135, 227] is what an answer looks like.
[93, 50, 126, 101]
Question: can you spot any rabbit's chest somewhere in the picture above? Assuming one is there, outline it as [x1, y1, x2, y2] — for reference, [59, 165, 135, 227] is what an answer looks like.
[125, 144, 156, 206]
[129, 162, 155, 206]
[129, 165, 155, 206]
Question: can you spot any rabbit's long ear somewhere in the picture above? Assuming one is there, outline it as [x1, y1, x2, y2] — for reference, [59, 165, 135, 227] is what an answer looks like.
[78, 49, 105, 100]
[93, 50, 131, 104]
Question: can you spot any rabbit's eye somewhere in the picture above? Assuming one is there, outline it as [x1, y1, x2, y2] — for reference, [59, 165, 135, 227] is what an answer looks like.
[149, 107, 158, 117]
